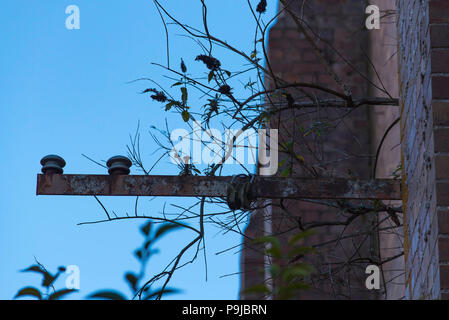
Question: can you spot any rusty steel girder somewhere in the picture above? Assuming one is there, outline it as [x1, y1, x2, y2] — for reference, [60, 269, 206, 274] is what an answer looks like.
[36, 174, 401, 200]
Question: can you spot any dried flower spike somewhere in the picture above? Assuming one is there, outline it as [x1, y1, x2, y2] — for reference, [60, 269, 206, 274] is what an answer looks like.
[195, 54, 221, 71]
[256, 0, 267, 14]
[218, 84, 231, 95]
[151, 92, 168, 102]
[181, 58, 187, 73]
[141, 88, 168, 103]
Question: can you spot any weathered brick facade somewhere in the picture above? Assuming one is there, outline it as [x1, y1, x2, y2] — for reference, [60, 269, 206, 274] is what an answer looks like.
[241, 0, 375, 300]
[240, 0, 449, 300]
[397, 0, 449, 300]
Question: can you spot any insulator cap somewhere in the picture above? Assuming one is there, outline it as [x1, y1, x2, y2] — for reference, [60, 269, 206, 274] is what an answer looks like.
[40, 155, 66, 174]
[106, 156, 132, 175]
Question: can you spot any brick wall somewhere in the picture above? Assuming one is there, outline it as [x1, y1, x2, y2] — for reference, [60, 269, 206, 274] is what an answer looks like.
[241, 0, 376, 299]
[396, 0, 449, 300]
[430, 0, 449, 299]
[240, 0, 449, 300]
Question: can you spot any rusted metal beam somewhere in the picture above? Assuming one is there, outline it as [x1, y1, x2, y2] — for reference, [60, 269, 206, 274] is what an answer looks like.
[36, 174, 401, 200]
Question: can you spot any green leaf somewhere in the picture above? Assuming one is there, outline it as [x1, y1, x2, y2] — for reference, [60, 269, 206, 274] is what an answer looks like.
[88, 290, 127, 300]
[21, 265, 42, 273]
[270, 264, 281, 278]
[296, 154, 305, 162]
[286, 282, 310, 290]
[208, 70, 214, 83]
[42, 273, 57, 288]
[287, 246, 315, 258]
[154, 223, 182, 240]
[135, 249, 143, 260]
[266, 246, 282, 259]
[165, 101, 176, 111]
[14, 287, 42, 300]
[224, 70, 231, 77]
[278, 282, 310, 299]
[180, 87, 188, 104]
[142, 288, 180, 300]
[181, 110, 190, 122]
[288, 230, 316, 245]
[49, 289, 77, 300]
[253, 235, 281, 249]
[281, 167, 291, 177]
[171, 81, 183, 87]
[125, 272, 139, 292]
[244, 284, 270, 295]
[21, 265, 55, 288]
[282, 264, 314, 281]
[253, 235, 282, 258]
[140, 221, 152, 236]
[250, 50, 257, 60]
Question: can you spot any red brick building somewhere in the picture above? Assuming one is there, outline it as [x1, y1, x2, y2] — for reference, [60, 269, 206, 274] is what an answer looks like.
[240, 0, 449, 300]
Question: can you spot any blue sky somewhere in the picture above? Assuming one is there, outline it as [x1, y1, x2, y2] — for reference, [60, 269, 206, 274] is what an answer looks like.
[0, 1, 278, 299]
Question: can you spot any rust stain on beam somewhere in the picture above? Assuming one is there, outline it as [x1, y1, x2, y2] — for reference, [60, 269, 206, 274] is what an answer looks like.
[36, 174, 401, 200]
